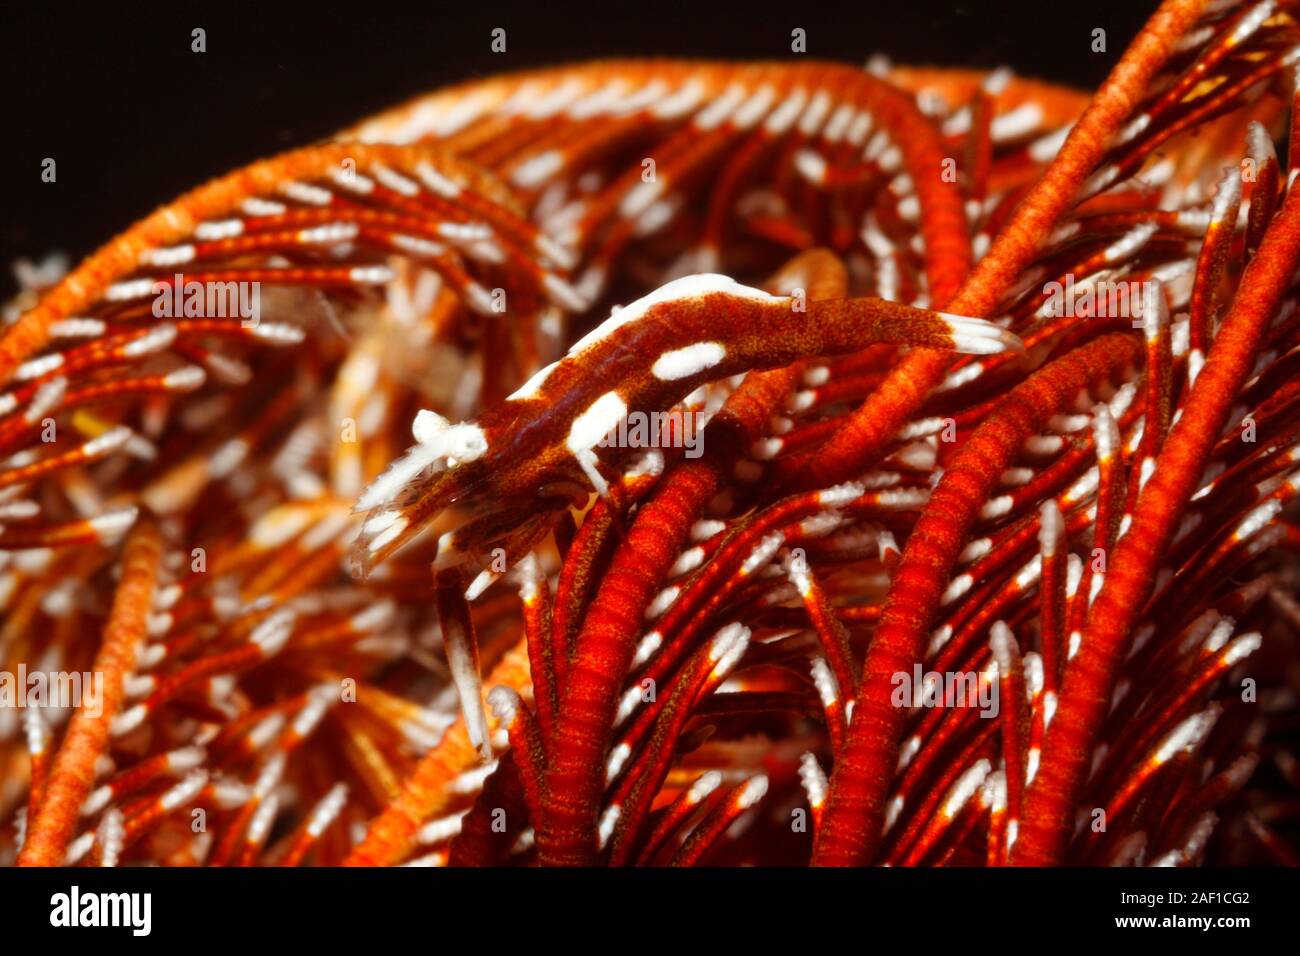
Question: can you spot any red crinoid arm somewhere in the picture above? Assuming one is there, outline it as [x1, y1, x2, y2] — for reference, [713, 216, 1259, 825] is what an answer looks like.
[535, 459, 721, 865]
[813, 332, 1140, 866]
[777, 0, 1208, 495]
[1012, 162, 1300, 866]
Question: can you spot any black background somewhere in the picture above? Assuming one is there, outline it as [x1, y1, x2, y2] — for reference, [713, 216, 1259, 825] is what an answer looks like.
[3, 0, 1154, 298]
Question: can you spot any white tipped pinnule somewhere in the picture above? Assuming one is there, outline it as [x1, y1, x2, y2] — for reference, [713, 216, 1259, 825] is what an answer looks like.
[64, 830, 96, 865]
[50, 317, 106, 338]
[535, 232, 578, 271]
[97, 809, 125, 867]
[507, 361, 560, 402]
[799, 752, 828, 808]
[1177, 811, 1219, 864]
[81, 424, 133, 457]
[349, 265, 395, 285]
[0, 500, 40, 521]
[793, 148, 829, 184]
[16, 352, 64, 380]
[542, 273, 590, 312]
[600, 743, 632, 786]
[1042, 690, 1058, 728]
[689, 770, 724, 804]
[163, 365, 207, 390]
[110, 703, 148, 737]
[940, 313, 1025, 355]
[1092, 403, 1119, 462]
[25, 378, 66, 423]
[91, 506, 138, 545]
[251, 609, 296, 657]
[81, 784, 113, 817]
[212, 779, 252, 810]
[1141, 280, 1168, 341]
[785, 554, 812, 595]
[166, 745, 207, 773]
[810, 655, 840, 707]
[615, 684, 643, 723]
[1103, 221, 1158, 263]
[631, 631, 663, 669]
[307, 783, 349, 837]
[247, 792, 281, 845]
[1247, 119, 1277, 165]
[291, 685, 336, 739]
[1223, 753, 1261, 788]
[250, 322, 306, 345]
[512, 552, 545, 604]
[597, 804, 621, 848]
[464, 568, 500, 602]
[1235, 499, 1282, 541]
[1209, 166, 1243, 226]
[349, 599, 396, 634]
[798, 511, 844, 539]
[645, 585, 680, 620]
[989, 621, 1019, 673]
[124, 673, 156, 698]
[253, 753, 287, 799]
[1038, 499, 1064, 556]
[417, 811, 466, 845]
[1178, 609, 1224, 652]
[198, 352, 251, 386]
[817, 481, 866, 507]
[740, 532, 785, 575]
[161, 769, 210, 812]
[1223, 631, 1263, 667]
[1231, 0, 1277, 46]
[737, 774, 769, 808]
[942, 758, 991, 818]
[688, 520, 725, 543]
[941, 573, 973, 606]
[861, 526, 893, 559]
[23, 707, 48, 756]
[122, 323, 177, 358]
[708, 622, 751, 677]
[1155, 706, 1221, 764]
